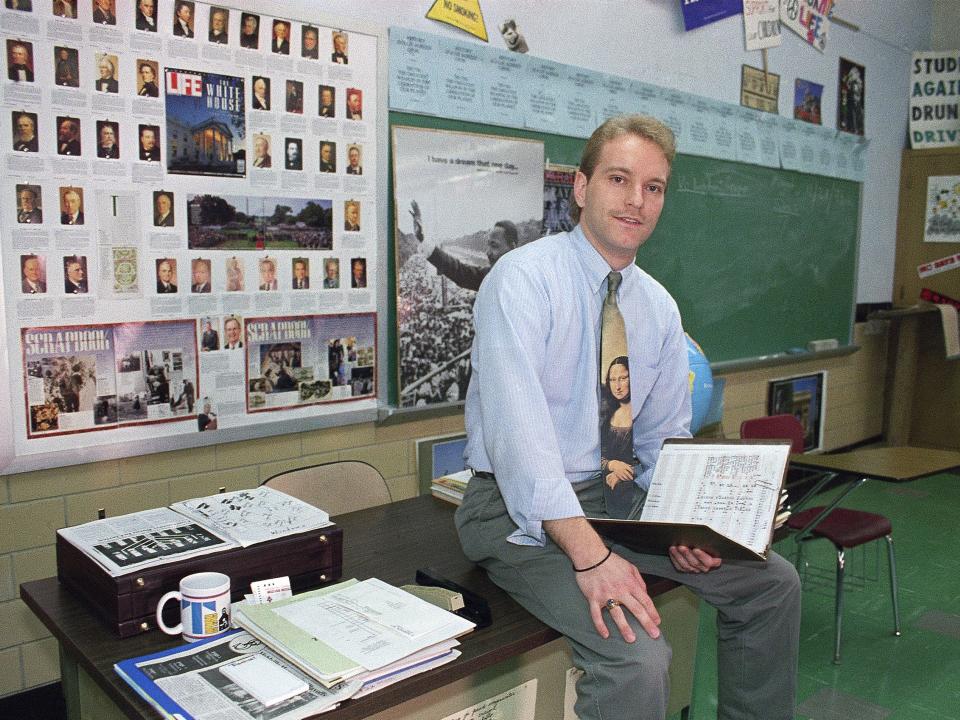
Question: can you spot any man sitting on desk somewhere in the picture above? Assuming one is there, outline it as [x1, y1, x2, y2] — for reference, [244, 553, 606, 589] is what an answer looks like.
[454, 114, 800, 720]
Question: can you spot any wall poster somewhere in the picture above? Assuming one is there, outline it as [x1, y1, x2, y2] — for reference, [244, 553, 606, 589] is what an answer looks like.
[767, 372, 825, 452]
[0, 2, 384, 472]
[392, 126, 543, 407]
[924, 175, 960, 243]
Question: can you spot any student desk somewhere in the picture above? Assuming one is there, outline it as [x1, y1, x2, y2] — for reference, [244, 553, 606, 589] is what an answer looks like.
[21, 495, 700, 720]
[787, 446, 960, 534]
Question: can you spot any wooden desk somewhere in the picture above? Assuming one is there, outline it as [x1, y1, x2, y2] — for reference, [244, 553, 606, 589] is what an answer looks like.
[788, 446, 960, 483]
[21, 496, 699, 720]
[786, 446, 960, 538]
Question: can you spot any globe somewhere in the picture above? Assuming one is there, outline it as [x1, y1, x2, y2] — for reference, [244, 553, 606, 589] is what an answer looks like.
[686, 334, 714, 434]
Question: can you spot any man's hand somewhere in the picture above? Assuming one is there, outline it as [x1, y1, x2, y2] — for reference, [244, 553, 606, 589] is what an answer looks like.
[604, 460, 634, 488]
[544, 516, 660, 643]
[409, 200, 424, 243]
[668, 545, 721, 573]
[576, 551, 661, 642]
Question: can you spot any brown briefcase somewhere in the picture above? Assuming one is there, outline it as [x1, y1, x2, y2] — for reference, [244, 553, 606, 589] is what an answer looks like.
[56, 526, 342, 638]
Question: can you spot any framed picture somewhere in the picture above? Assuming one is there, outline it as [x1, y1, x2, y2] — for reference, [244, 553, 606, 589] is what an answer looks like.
[767, 372, 826, 452]
[793, 78, 823, 125]
[837, 57, 865, 136]
[416, 432, 467, 494]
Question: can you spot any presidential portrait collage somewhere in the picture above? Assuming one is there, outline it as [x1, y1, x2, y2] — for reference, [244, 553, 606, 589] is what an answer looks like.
[2, 0, 379, 458]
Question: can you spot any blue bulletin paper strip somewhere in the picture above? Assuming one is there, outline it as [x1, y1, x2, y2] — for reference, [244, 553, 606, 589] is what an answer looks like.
[387, 25, 867, 182]
[681, 0, 743, 31]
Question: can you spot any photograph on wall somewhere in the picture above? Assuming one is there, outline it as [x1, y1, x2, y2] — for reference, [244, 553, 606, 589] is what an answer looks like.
[767, 372, 826, 452]
[187, 195, 332, 251]
[923, 175, 960, 243]
[740, 64, 779, 114]
[165, 68, 246, 177]
[837, 57, 865, 136]
[393, 126, 544, 407]
[793, 79, 823, 125]
[245, 313, 376, 412]
[543, 163, 576, 235]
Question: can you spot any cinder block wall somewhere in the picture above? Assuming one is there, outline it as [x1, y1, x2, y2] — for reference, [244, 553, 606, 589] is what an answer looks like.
[0, 322, 886, 698]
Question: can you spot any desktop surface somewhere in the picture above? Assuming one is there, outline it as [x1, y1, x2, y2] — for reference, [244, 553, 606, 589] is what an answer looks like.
[788, 446, 960, 482]
[22, 495, 680, 720]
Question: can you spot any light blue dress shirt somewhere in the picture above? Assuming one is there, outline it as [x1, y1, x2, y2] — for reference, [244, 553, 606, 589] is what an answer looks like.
[465, 225, 692, 546]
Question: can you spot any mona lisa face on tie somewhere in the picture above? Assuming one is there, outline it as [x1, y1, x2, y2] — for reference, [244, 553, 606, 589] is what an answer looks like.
[607, 362, 630, 402]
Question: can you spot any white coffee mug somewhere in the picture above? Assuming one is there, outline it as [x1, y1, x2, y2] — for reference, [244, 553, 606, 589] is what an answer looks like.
[156, 572, 231, 642]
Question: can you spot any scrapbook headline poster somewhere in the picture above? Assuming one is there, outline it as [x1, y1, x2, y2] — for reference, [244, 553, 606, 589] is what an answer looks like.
[924, 175, 960, 243]
[1, 1, 381, 469]
[22, 320, 197, 438]
[245, 313, 375, 412]
[392, 127, 543, 407]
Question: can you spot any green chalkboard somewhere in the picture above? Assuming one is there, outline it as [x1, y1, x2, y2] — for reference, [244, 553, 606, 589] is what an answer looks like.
[639, 155, 860, 362]
[387, 112, 859, 401]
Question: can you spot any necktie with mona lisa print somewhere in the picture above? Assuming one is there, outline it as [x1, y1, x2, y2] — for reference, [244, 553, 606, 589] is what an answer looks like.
[600, 271, 637, 518]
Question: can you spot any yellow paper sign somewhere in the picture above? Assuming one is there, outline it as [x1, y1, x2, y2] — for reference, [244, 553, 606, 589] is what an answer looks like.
[425, 0, 488, 42]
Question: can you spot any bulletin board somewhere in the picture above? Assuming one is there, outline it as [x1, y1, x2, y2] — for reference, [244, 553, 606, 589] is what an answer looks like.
[0, 2, 388, 473]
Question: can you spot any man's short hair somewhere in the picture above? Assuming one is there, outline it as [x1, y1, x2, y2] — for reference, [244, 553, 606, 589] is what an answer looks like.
[493, 220, 519, 247]
[570, 114, 676, 224]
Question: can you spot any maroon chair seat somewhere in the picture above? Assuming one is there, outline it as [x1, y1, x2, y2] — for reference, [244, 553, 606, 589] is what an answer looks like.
[787, 506, 892, 548]
[740, 414, 901, 663]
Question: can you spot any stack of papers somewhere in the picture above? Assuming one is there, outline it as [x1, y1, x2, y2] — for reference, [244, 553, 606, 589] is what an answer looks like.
[430, 469, 471, 506]
[58, 487, 333, 577]
[233, 578, 475, 693]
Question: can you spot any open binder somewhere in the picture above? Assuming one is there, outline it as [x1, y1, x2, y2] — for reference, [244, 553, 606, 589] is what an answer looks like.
[589, 438, 792, 561]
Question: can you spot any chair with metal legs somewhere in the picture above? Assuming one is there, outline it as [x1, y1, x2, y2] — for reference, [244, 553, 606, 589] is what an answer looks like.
[740, 414, 902, 663]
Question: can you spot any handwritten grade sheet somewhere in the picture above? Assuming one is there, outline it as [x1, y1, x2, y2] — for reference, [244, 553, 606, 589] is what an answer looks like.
[274, 578, 474, 670]
[170, 487, 332, 547]
[640, 443, 790, 554]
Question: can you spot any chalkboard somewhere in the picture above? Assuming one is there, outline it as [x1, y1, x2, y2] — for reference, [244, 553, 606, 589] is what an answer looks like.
[387, 112, 859, 401]
[639, 156, 860, 362]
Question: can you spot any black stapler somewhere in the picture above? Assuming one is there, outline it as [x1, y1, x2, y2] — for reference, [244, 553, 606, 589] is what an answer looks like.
[416, 567, 492, 629]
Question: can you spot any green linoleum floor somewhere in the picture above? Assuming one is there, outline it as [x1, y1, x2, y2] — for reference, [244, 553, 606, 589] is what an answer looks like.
[682, 472, 960, 720]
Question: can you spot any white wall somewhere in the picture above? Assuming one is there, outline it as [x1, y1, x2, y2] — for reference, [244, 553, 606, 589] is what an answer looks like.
[932, 0, 960, 50]
[293, 0, 934, 304]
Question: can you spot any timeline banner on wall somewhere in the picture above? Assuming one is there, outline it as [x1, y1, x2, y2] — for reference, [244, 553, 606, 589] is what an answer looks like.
[388, 26, 867, 183]
[0, 1, 383, 469]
